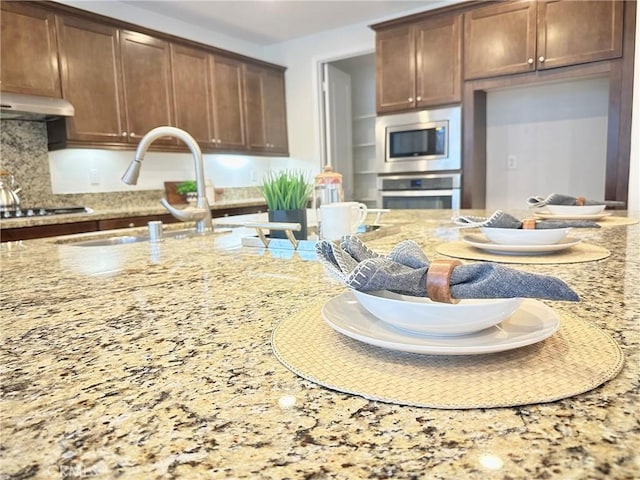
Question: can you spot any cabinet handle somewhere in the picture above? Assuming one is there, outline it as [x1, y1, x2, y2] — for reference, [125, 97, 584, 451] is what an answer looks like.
[538, 56, 545, 63]
[416, 96, 422, 101]
[129, 132, 135, 137]
[408, 97, 413, 102]
[217, 139, 222, 144]
[122, 132, 127, 137]
[527, 58, 534, 65]
[128, 222, 135, 228]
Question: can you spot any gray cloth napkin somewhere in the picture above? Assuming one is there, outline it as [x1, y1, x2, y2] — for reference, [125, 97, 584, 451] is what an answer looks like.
[452, 210, 600, 229]
[527, 193, 604, 208]
[316, 236, 579, 302]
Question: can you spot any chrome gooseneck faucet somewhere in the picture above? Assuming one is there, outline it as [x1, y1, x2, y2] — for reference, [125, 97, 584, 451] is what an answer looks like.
[121, 126, 213, 233]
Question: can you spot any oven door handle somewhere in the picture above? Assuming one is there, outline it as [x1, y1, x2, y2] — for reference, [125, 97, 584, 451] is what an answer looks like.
[379, 189, 456, 197]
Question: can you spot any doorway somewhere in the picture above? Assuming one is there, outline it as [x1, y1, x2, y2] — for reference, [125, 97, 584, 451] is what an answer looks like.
[319, 53, 377, 205]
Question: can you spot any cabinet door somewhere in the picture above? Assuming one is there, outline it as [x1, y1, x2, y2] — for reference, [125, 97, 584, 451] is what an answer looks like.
[0, 2, 61, 97]
[120, 30, 175, 145]
[210, 55, 247, 151]
[56, 15, 126, 143]
[464, 1, 537, 80]
[375, 25, 416, 113]
[537, 0, 623, 70]
[243, 63, 268, 152]
[415, 14, 461, 107]
[263, 68, 288, 154]
[170, 44, 213, 149]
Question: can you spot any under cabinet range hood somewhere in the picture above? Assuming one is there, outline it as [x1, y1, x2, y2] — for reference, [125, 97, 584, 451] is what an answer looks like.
[0, 92, 75, 121]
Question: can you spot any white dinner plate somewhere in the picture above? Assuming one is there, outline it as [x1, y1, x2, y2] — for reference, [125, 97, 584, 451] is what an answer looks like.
[533, 212, 612, 221]
[462, 234, 581, 255]
[321, 292, 560, 355]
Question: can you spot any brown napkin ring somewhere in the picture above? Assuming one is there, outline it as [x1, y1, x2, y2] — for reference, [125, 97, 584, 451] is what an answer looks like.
[427, 259, 462, 304]
[576, 196, 585, 206]
[522, 218, 537, 229]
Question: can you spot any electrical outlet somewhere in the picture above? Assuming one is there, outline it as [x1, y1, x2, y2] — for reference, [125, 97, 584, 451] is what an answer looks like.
[507, 155, 517, 169]
[89, 168, 100, 185]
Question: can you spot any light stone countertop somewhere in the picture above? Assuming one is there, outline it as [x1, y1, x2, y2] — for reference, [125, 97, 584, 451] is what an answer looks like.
[1, 209, 638, 479]
[0, 198, 268, 228]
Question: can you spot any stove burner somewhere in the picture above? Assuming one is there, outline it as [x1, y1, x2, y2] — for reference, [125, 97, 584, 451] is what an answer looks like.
[1, 206, 91, 219]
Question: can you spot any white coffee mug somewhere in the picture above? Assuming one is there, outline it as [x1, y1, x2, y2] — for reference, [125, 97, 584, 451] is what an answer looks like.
[319, 202, 368, 241]
[344, 201, 368, 227]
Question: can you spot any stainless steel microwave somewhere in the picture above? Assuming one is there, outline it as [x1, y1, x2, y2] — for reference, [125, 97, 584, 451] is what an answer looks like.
[376, 106, 461, 174]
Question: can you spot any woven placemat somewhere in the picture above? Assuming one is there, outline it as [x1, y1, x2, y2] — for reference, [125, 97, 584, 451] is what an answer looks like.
[271, 302, 624, 409]
[532, 214, 638, 228]
[435, 241, 610, 264]
[592, 215, 637, 227]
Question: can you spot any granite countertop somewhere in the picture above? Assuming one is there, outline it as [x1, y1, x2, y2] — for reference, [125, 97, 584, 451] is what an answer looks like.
[1, 209, 638, 479]
[0, 198, 267, 228]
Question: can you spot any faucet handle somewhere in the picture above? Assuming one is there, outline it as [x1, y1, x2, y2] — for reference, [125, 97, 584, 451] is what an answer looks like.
[160, 198, 207, 222]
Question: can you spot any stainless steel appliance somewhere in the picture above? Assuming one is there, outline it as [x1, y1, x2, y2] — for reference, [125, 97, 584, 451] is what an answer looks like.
[1, 206, 91, 218]
[375, 106, 461, 174]
[0, 92, 74, 121]
[377, 173, 461, 210]
[0, 171, 21, 209]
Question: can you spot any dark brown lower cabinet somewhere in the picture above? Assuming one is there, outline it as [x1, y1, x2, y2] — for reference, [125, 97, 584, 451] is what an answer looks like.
[0, 205, 266, 242]
[0, 221, 98, 242]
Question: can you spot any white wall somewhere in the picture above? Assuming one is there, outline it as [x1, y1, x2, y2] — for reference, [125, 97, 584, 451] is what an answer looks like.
[486, 77, 610, 210]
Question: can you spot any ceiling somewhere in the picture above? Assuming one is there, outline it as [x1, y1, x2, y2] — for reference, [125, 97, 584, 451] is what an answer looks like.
[121, 1, 441, 45]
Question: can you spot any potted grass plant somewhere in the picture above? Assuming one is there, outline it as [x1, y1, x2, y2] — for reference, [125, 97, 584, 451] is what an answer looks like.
[261, 170, 312, 240]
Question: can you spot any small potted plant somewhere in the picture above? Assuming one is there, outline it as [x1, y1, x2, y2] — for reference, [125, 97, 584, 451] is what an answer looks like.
[261, 170, 312, 240]
[176, 180, 197, 204]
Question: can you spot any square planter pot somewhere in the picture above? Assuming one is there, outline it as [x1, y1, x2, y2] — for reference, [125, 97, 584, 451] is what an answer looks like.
[268, 209, 308, 240]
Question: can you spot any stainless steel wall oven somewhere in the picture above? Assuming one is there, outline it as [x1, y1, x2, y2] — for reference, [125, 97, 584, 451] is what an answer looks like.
[378, 173, 461, 210]
[375, 106, 462, 209]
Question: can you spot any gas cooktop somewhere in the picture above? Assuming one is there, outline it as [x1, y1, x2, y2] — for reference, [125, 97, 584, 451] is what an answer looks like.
[1, 206, 92, 219]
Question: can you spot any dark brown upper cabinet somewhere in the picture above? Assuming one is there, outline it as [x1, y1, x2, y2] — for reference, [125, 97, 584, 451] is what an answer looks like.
[120, 31, 175, 145]
[55, 15, 127, 144]
[4, 1, 288, 157]
[375, 14, 461, 114]
[0, 2, 61, 97]
[244, 64, 288, 155]
[52, 20, 175, 148]
[464, 0, 624, 80]
[171, 44, 214, 149]
[262, 67, 288, 154]
[209, 55, 248, 151]
[171, 47, 248, 152]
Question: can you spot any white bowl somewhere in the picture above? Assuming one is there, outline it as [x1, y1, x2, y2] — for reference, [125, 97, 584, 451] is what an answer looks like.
[352, 290, 523, 336]
[546, 204, 605, 215]
[480, 227, 570, 245]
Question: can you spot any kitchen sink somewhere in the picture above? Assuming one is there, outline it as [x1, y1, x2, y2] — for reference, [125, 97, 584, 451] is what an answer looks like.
[58, 229, 219, 247]
[69, 235, 145, 247]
